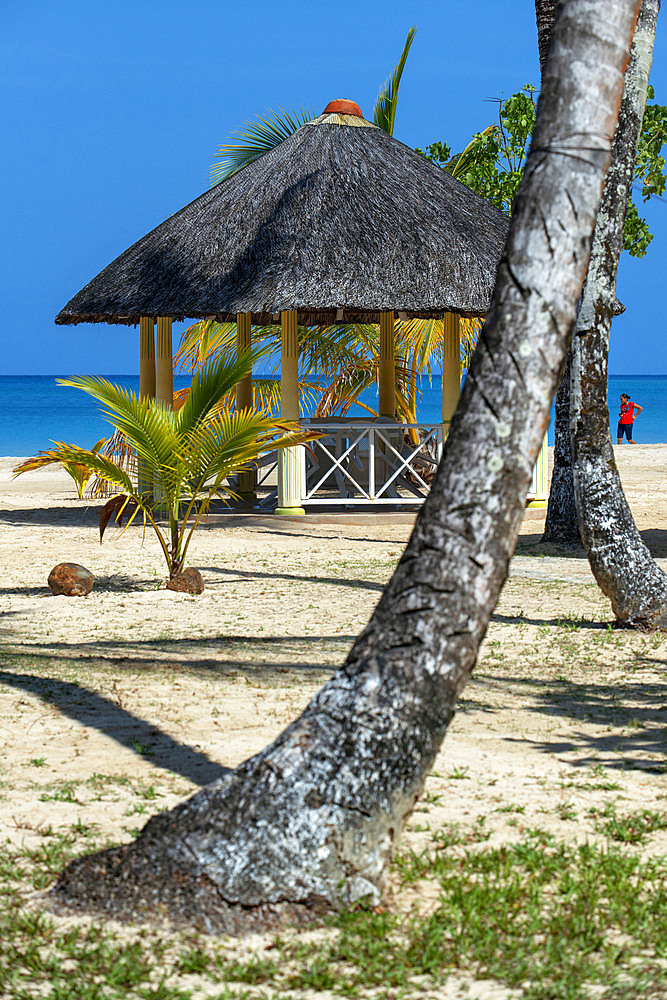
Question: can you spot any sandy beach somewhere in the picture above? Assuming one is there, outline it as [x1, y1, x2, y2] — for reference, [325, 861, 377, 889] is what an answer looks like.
[1, 444, 666, 998]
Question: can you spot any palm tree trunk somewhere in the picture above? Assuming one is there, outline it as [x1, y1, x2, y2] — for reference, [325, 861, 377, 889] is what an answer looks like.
[536, 0, 584, 548]
[570, 0, 667, 628]
[534, 0, 560, 75]
[51, 0, 639, 933]
[542, 352, 582, 547]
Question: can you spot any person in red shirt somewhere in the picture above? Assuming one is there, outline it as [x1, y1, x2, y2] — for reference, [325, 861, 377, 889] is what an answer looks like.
[617, 393, 643, 444]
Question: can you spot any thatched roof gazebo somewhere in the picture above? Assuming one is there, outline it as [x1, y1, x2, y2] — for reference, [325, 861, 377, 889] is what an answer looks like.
[56, 99, 512, 512]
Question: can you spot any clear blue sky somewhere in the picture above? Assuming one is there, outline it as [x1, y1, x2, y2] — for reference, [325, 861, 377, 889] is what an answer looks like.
[2, 0, 665, 376]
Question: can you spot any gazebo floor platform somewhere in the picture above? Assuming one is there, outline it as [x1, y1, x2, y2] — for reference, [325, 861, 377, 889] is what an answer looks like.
[200, 506, 548, 529]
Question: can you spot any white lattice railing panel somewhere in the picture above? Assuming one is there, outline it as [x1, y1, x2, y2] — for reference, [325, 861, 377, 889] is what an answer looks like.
[251, 421, 549, 509]
[301, 422, 443, 506]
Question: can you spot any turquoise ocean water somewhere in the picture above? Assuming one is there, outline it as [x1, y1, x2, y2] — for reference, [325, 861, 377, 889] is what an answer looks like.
[1, 374, 665, 455]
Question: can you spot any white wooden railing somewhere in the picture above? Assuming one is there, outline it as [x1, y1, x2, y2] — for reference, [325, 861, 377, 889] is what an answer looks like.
[300, 421, 443, 506]
[253, 419, 549, 509]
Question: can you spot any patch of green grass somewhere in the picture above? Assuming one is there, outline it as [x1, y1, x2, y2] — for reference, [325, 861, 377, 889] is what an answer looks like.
[17, 830, 86, 889]
[216, 953, 282, 984]
[422, 790, 443, 806]
[131, 739, 155, 758]
[281, 830, 667, 1000]
[3, 817, 667, 1000]
[590, 804, 667, 844]
[38, 780, 80, 804]
[555, 800, 578, 821]
[449, 766, 470, 780]
[85, 772, 133, 790]
[568, 764, 621, 792]
[135, 783, 160, 800]
[415, 819, 491, 852]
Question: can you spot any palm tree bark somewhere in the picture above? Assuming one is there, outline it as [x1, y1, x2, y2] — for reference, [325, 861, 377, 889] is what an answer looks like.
[571, 0, 667, 628]
[542, 351, 583, 546]
[536, 0, 584, 548]
[535, 0, 560, 75]
[51, 0, 639, 933]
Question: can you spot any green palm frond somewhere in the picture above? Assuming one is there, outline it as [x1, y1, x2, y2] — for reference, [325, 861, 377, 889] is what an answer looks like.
[373, 26, 417, 135]
[21, 443, 136, 497]
[330, 323, 381, 356]
[249, 377, 280, 415]
[249, 378, 322, 418]
[296, 325, 371, 381]
[460, 317, 483, 370]
[172, 375, 321, 422]
[58, 378, 181, 478]
[211, 106, 317, 184]
[313, 362, 378, 417]
[93, 426, 136, 497]
[174, 320, 238, 372]
[13, 438, 106, 500]
[21, 360, 325, 582]
[446, 126, 496, 180]
[181, 408, 315, 490]
[178, 352, 259, 435]
[176, 321, 371, 413]
[175, 320, 279, 374]
[398, 318, 443, 371]
[176, 321, 278, 383]
[312, 355, 412, 418]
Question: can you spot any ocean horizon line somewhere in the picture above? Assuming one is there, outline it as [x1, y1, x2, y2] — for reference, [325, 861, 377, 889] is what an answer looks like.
[4, 373, 666, 453]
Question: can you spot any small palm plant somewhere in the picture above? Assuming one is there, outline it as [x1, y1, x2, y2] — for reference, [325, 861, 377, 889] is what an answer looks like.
[14, 356, 316, 586]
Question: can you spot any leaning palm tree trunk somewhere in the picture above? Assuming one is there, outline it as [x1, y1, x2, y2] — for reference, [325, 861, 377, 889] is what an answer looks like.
[52, 0, 638, 933]
[537, 0, 584, 548]
[570, 0, 667, 628]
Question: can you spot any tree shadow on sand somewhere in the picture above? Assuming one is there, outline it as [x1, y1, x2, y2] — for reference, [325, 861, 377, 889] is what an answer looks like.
[0, 660, 231, 785]
[491, 611, 612, 630]
[497, 670, 667, 772]
[515, 528, 667, 559]
[0, 574, 160, 599]
[90, 573, 161, 593]
[198, 565, 385, 592]
[0, 635, 350, 677]
[0, 505, 102, 528]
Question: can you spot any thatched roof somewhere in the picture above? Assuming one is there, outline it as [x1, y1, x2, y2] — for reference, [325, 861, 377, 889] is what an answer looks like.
[56, 106, 511, 327]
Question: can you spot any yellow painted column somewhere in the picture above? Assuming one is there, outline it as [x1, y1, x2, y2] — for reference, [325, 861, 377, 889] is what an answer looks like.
[527, 433, 549, 508]
[139, 317, 156, 400]
[235, 312, 253, 411]
[378, 310, 395, 418]
[235, 311, 256, 503]
[137, 317, 156, 494]
[156, 317, 173, 410]
[442, 312, 461, 437]
[276, 309, 305, 515]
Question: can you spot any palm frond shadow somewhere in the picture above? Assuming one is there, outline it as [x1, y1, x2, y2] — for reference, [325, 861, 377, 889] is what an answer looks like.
[500, 674, 667, 771]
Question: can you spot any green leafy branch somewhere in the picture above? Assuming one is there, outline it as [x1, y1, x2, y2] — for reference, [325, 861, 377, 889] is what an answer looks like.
[418, 83, 667, 259]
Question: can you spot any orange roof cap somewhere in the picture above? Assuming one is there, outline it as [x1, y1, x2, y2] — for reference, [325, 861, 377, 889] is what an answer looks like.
[323, 99, 364, 118]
